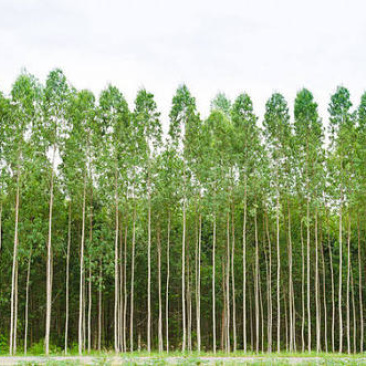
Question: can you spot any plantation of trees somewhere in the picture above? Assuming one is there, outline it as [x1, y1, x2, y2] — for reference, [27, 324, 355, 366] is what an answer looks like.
[1, 69, 366, 356]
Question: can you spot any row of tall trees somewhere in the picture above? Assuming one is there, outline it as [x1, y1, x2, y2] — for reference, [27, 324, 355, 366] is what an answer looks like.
[0, 69, 366, 355]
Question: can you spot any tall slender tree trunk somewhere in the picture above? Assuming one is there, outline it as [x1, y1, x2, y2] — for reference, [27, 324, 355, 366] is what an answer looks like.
[88, 193, 93, 353]
[321, 232, 328, 352]
[338, 193, 343, 353]
[65, 202, 71, 353]
[158, 225, 163, 352]
[300, 220, 305, 352]
[98, 259, 102, 351]
[254, 210, 259, 353]
[351, 264, 356, 354]
[265, 211, 272, 353]
[197, 201, 202, 352]
[24, 245, 32, 354]
[226, 210, 231, 353]
[130, 201, 136, 352]
[276, 184, 281, 352]
[147, 172, 152, 353]
[182, 171, 187, 352]
[346, 216, 351, 354]
[123, 224, 128, 352]
[327, 214, 335, 353]
[78, 176, 87, 355]
[114, 171, 119, 353]
[45, 144, 56, 355]
[10, 172, 20, 356]
[315, 210, 321, 353]
[357, 217, 364, 352]
[242, 175, 247, 352]
[287, 203, 294, 352]
[306, 198, 311, 352]
[165, 212, 171, 353]
[231, 196, 237, 352]
[212, 213, 217, 353]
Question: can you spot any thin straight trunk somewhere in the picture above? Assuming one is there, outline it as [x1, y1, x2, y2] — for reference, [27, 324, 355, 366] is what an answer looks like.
[259, 268, 264, 353]
[24, 245, 32, 354]
[65, 202, 71, 353]
[88, 196, 93, 354]
[338, 193, 343, 353]
[254, 210, 259, 353]
[182, 171, 187, 352]
[226, 210, 231, 353]
[165, 212, 171, 353]
[157, 225, 163, 352]
[327, 218, 335, 353]
[242, 175, 247, 352]
[358, 217, 364, 352]
[130, 201, 136, 352]
[287, 204, 294, 352]
[98, 260, 102, 351]
[78, 176, 87, 355]
[10, 173, 20, 356]
[197, 203, 202, 352]
[212, 213, 217, 353]
[45, 144, 56, 356]
[351, 263, 356, 354]
[265, 211, 272, 353]
[306, 198, 311, 352]
[147, 171, 151, 353]
[321, 232, 328, 353]
[276, 181, 281, 352]
[346, 216, 351, 354]
[14, 262, 18, 354]
[123, 224, 128, 352]
[300, 220, 305, 352]
[187, 247, 192, 352]
[231, 197, 237, 352]
[315, 210, 321, 353]
[114, 171, 119, 353]
[284, 287, 288, 352]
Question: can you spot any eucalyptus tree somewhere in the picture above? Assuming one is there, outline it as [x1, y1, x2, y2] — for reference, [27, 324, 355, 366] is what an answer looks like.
[134, 89, 162, 352]
[263, 93, 292, 352]
[98, 85, 130, 352]
[231, 93, 260, 352]
[356, 91, 366, 352]
[6, 73, 41, 354]
[206, 104, 233, 352]
[64, 90, 96, 354]
[328, 86, 353, 353]
[294, 89, 323, 351]
[169, 85, 199, 352]
[43, 69, 72, 354]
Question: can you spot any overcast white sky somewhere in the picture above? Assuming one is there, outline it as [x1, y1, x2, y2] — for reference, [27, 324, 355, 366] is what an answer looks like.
[1, 0, 366, 130]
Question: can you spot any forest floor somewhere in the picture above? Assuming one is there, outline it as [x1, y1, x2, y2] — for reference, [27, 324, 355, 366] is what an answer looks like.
[1, 353, 366, 365]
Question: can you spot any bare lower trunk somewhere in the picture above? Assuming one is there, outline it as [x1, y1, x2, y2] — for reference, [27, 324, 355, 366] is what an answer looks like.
[88, 196, 93, 353]
[123, 224, 128, 352]
[321, 233, 328, 352]
[114, 172, 119, 353]
[306, 198, 311, 352]
[265, 211, 272, 353]
[182, 175, 187, 352]
[357, 217, 364, 352]
[65, 202, 71, 353]
[288, 204, 294, 352]
[242, 176, 247, 352]
[327, 216, 335, 353]
[78, 177, 87, 355]
[300, 221, 305, 352]
[166, 212, 171, 353]
[254, 210, 259, 353]
[276, 189, 281, 352]
[98, 260, 102, 351]
[226, 210, 231, 353]
[24, 246, 32, 354]
[315, 210, 321, 353]
[231, 198, 236, 352]
[130, 203, 136, 351]
[147, 173, 151, 353]
[346, 217, 351, 354]
[197, 208, 202, 352]
[45, 145, 56, 355]
[158, 226, 163, 352]
[10, 175, 20, 356]
[212, 213, 217, 353]
[338, 199, 343, 353]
